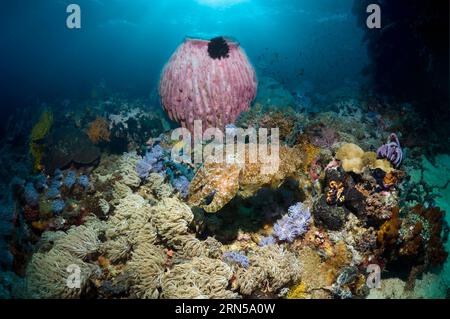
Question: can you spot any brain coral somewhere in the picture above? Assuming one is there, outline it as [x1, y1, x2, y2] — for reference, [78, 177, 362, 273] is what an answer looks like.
[159, 37, 257, 132]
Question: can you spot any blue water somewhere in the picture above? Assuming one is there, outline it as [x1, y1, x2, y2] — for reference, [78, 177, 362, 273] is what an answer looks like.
[1, 0, 367, 110]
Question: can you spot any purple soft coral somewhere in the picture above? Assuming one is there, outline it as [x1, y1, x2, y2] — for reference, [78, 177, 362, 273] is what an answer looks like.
[376, 133, 403, 168]
[172, 176, 190, 199]
[222, 251, 250, 268]
[136, 145, 166, 179]
[273, 202, 311, 243]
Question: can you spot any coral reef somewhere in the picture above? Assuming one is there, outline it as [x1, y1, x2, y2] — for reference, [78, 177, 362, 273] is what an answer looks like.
[2, 76, 448, 300]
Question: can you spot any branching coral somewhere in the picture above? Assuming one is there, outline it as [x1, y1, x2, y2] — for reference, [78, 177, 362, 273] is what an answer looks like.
[188, 144, 304, 213]
[87, 117, 110, 144]
[161, 256, 239, 299]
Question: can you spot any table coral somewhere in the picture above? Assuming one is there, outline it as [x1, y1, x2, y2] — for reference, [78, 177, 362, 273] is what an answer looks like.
[188, 145, 304, 213]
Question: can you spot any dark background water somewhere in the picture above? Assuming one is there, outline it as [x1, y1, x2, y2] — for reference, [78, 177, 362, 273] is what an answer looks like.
[0, 0, 448, 135]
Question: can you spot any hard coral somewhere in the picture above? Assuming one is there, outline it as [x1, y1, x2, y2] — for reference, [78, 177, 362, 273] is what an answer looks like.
[87, 117, 110, 144]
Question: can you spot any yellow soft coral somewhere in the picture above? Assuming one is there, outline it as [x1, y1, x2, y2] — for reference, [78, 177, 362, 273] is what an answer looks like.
[188, 144, 304, 213]
[30, 109, 53, 171]
[336, 143, 392, 174]
[287, 281, 308, 299]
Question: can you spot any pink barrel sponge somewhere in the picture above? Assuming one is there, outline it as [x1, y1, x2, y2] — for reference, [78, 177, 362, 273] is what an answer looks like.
[159, 37, 257, 132]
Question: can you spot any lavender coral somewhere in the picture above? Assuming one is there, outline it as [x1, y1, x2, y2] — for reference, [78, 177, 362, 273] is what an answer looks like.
[273, 202, 311, 242]
[172, 176, 190, 199]
[222, 251, 250, 268]
[136, 145, 165, 179]
[377, 133, 403, 168]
